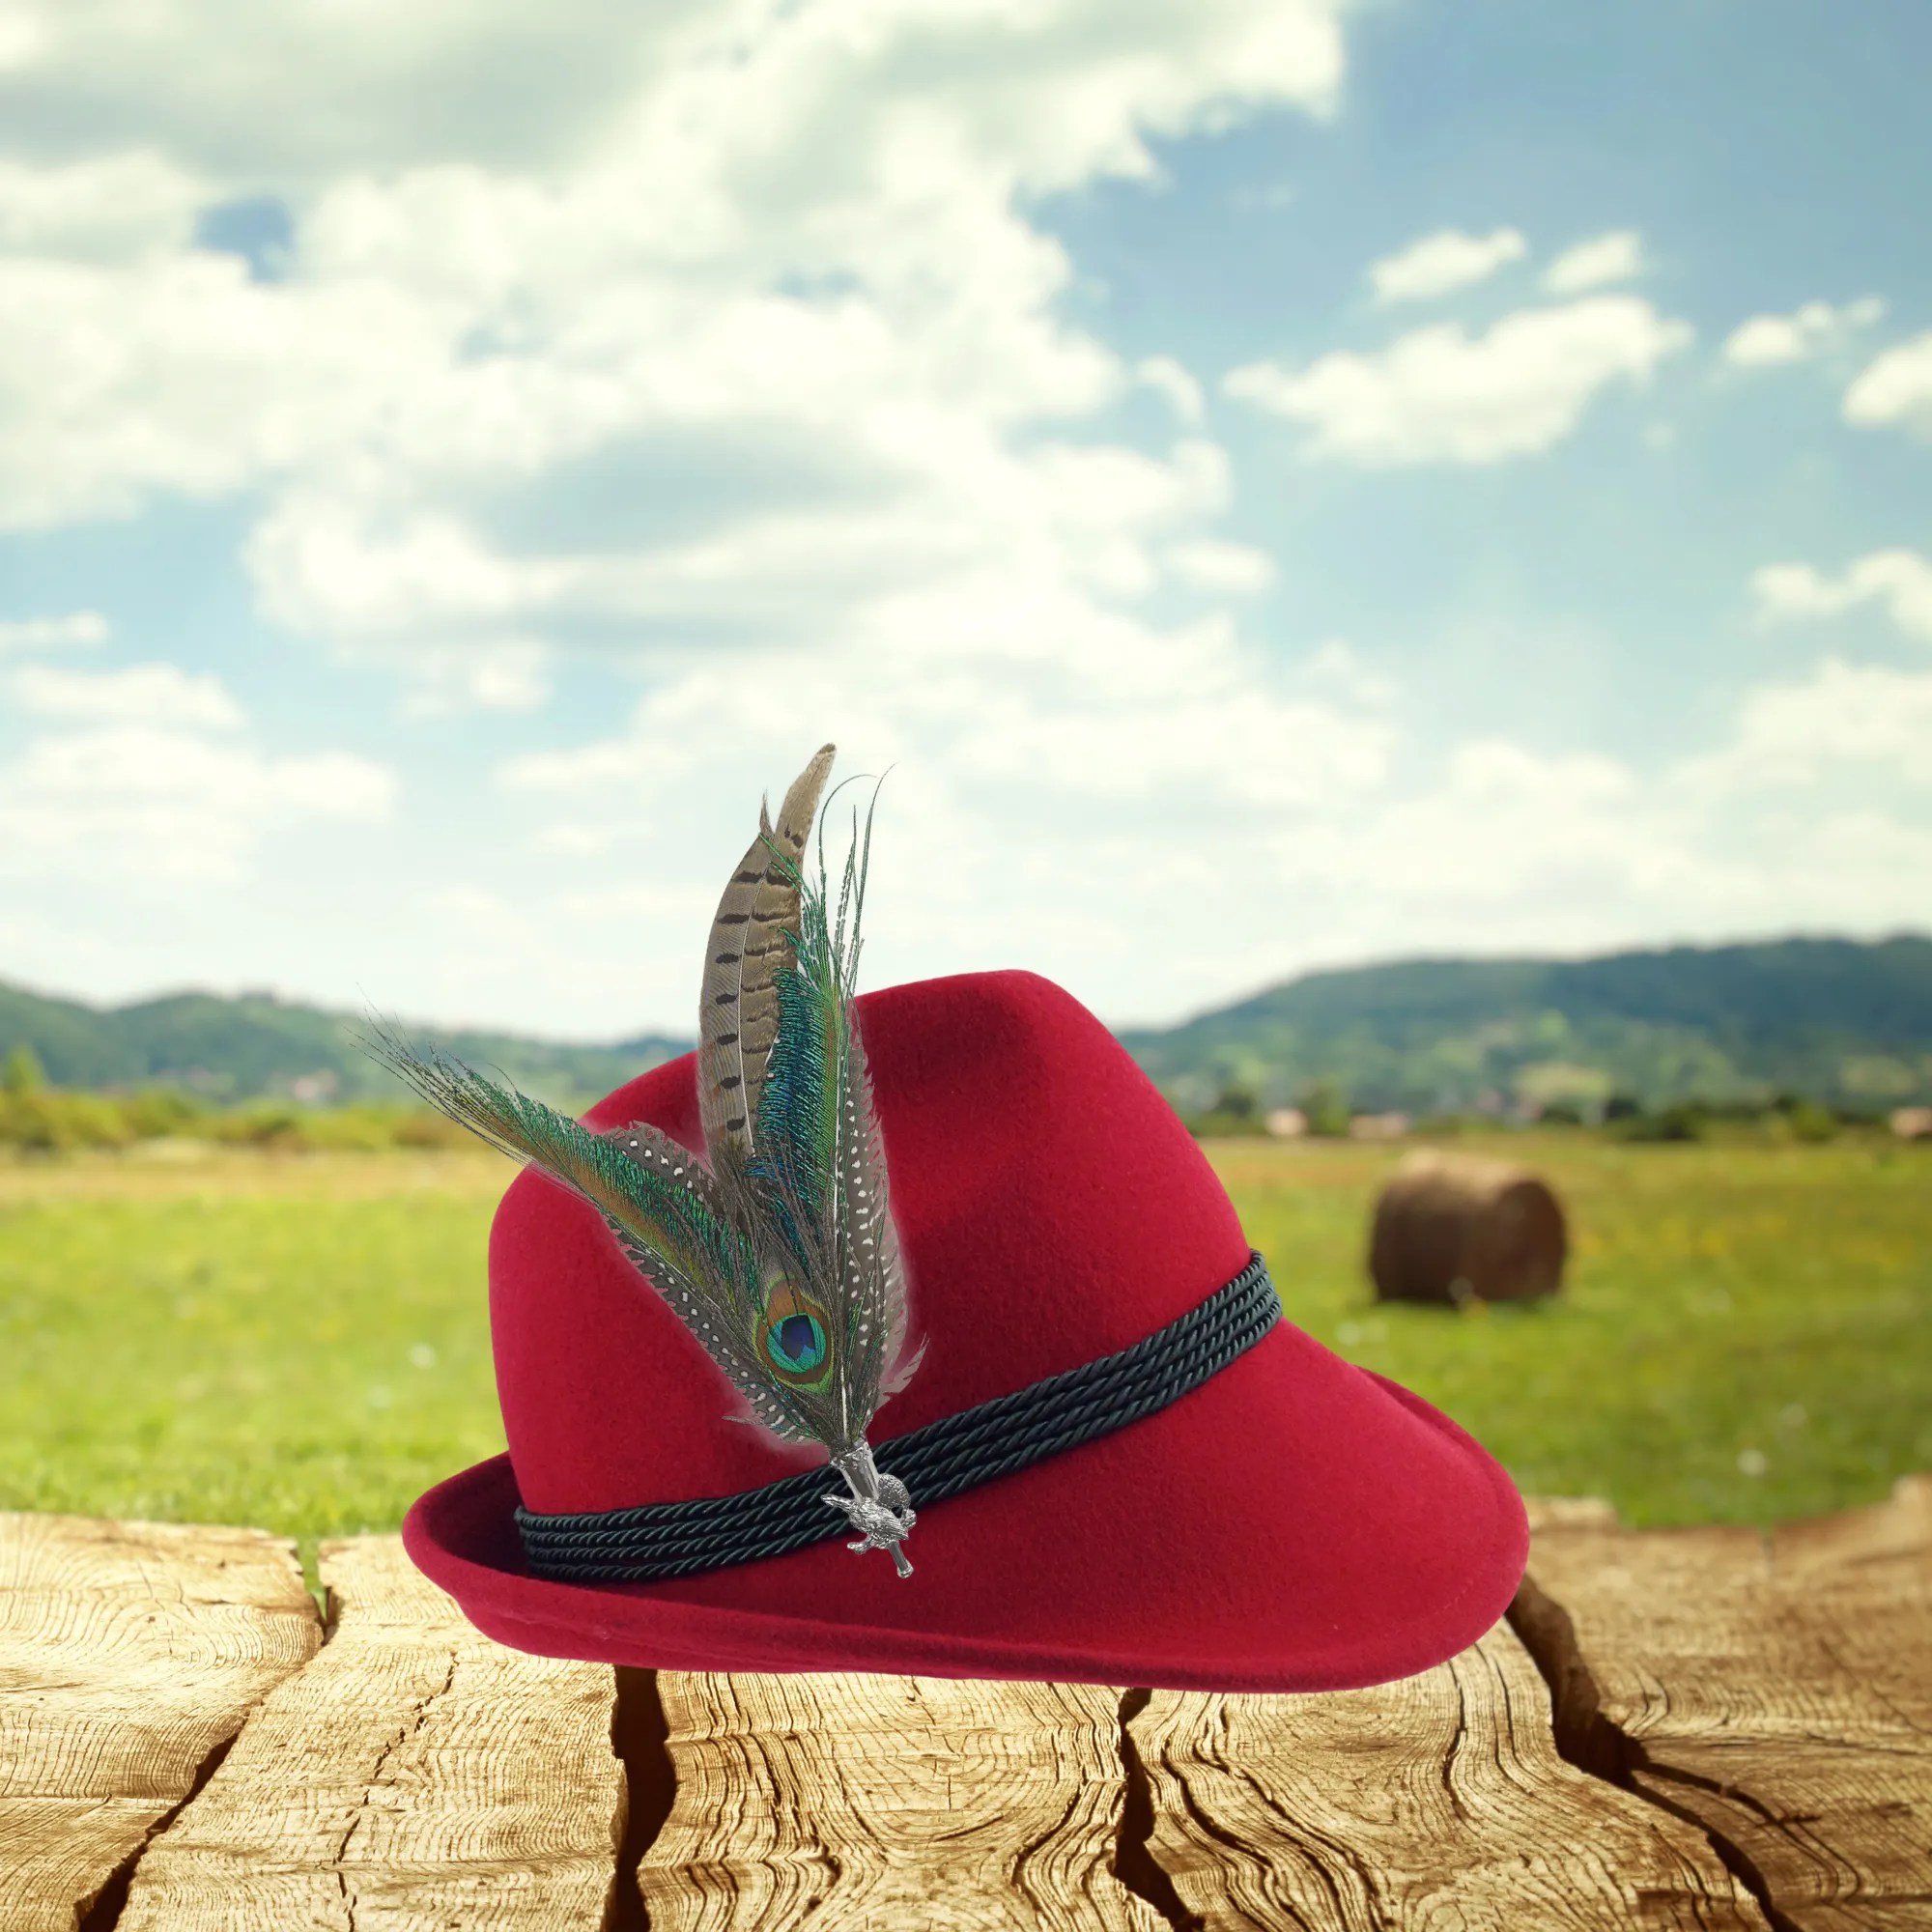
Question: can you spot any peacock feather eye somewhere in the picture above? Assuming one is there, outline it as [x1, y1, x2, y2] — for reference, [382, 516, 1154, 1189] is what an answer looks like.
[760, 1281, 834, 1387]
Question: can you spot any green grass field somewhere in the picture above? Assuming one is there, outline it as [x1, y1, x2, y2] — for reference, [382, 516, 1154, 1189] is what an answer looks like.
[1218, 1133, 1932, 1525]
[1, 1135, 1926, 1579]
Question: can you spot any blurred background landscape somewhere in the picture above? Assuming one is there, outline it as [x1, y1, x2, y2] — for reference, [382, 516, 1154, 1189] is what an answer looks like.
[2, 0, 1928, 1573]
[5, 930, 1927, 1578]
[5, 929, 1932, 1143]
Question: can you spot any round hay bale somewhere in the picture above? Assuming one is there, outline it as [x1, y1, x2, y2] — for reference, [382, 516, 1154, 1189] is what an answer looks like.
[1368, 1151, 1567, 1305]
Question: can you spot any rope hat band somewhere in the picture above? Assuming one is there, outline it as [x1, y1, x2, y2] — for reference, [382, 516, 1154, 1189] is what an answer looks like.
[516, 1250, 1282, 1583]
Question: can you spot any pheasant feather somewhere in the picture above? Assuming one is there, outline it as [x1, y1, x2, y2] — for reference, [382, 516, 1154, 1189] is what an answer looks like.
[698, 744, 835, 1198]
[359, 744, 924, 1576]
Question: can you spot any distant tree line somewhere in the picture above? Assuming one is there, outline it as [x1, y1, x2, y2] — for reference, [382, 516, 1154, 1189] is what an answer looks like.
[1178, 1073, 1903, 1145]
[0, 1046, 473, 1154]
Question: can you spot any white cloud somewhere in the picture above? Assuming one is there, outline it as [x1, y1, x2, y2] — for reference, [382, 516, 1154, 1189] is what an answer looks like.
[0, 0, 1353, 712]
[487, 587, 1401, 1022]
[0, 653, 393, 888]
[470, 617, 1932, 1032]
[1844, 331, 1932, 438]
[0, 1, 1348, 190]
[1750, 550, 1932, 644]
[396, 640, 553, 716]
[0, 153, 201, 261]
[1368, 226, 1526, 303]
[0, 609, 108, 652]
[0, 725, 393, 885]
[1224, 297, 1691, 466]
[1164, 538, 1275, 593]
[1681, 657, 1932, 793]
[1723, 297, 1885, 367]
[1245, 658, 1932, 980]
[1296, 637, 1395, 707]
[2, 4, 1926, 1028]
[0, 5, 702, 180]
[0, 14, 46, 70]
[10, 662, 245, 728]
[1542, 230, 1643, 295]
[243, 432, 1236, 648]
[0, 247, 386, 526]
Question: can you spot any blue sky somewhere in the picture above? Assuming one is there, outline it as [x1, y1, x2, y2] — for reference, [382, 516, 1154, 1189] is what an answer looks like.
[1, 0, 1927, 1039]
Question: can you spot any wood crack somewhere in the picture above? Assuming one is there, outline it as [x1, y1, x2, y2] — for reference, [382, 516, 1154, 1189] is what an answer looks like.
[1440, 1659, 1475, 1825]
[1607, 1768, 1804, 1932]
[1515, 1484, 1932, 1931]
[0, 1513, 322, 1932]
[1509, 1578, 1799, 1932]
[331, 1644, 457, 1930]
[93, 1535, 625, 1929]
[1112, 1689, 1205, 1932]
[77, 1730, 239, 1932]
[607, 1667, 675, 1932]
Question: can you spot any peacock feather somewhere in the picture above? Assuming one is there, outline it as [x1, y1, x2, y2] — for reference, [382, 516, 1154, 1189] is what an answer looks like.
[360, 745, 924, 1575]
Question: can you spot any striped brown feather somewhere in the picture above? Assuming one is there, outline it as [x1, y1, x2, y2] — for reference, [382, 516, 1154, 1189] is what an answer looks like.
[697, 742, 836, 1180]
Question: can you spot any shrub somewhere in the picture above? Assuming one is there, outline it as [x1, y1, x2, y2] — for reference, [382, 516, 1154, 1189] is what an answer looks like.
[1300, 1078, 1351, 1139]
[1784, 1100, 1839, 1144]
[118, 1089, 208, 1139]
[57, 1094, 137, 1149]
[209, 1105, 309, 1151]
[3, 1044, 46, 1095]
[297, 1106, 412, 1152]
[0, 1089, 73, 1151]
[1608, 1102, 1706, 1144]
[392, 1110, 474, 1151]
[0, 1081, 143, 1151]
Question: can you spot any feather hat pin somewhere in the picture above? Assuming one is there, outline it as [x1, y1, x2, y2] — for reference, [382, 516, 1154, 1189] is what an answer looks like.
[362, 745, 926, 1576]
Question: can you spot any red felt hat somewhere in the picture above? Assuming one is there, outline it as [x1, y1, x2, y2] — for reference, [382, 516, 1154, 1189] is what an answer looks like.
[405, 969, 1527, 1690]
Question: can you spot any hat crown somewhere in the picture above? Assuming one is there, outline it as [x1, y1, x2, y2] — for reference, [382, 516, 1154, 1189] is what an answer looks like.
[492, 970, 1251, 1518]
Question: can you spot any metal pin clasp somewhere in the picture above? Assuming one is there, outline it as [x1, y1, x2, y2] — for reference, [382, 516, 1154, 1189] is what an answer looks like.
[825, 1440, 916, 1577]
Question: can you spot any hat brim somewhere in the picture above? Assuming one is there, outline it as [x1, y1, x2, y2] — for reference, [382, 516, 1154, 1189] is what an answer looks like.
[405, 1325, 1527, 1692]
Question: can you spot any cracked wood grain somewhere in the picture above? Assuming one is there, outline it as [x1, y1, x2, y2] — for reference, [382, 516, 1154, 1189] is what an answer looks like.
[114, 1535, 625, 1930]
[1516, 1475, 1932, 1932]
[639, 1671, 1168, 1931]
[0, 1513, 320, 1932]
[1127, 1617, 1767, 1930]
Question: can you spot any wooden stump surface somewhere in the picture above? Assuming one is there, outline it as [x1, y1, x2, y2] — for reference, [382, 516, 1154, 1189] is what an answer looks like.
[1517, 1474, 1932, 1932]
[1129, 1618, 1766, 1930]
[0, 1514, 319, 1932]
[112, 1536, 625, 1931]
[0, 1486, 1927, 1930]
[642, 1671, 1164, 1931]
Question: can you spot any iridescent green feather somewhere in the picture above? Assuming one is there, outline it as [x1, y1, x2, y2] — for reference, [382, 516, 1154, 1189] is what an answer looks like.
[735, 783, 919, 1448]
[749, 954, 837, 1262]
[356, 1022, 822, 1442]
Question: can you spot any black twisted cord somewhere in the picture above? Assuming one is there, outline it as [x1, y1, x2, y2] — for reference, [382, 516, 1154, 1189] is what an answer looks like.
[515, 1251, 1281, 1582]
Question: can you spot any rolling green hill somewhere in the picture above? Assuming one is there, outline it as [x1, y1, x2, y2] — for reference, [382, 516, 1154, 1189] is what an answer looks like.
[6, 932, 1930, 1118]
[0, 980, 687, 1109]
[1117, 935, 1932, 1117]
